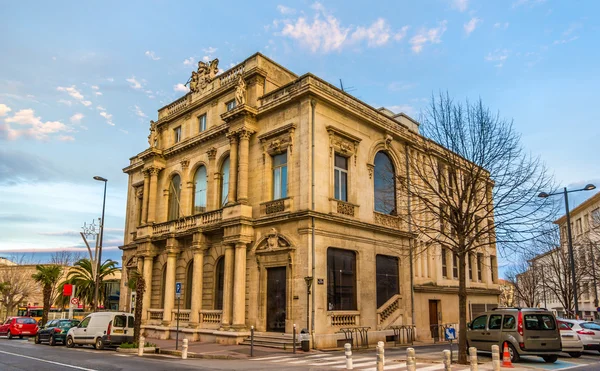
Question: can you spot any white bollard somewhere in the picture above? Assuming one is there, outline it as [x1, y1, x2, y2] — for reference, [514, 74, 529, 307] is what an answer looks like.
[182, 338, 188, 359]
[443, 349, 451, 371]
[469, 347, 478, 371]
[345, 343, 353, 369]
[406, 347, 416, 371]
[376, 341, 384, 371]
[138, 335, 145, 356]
[491, 345, 500, 371]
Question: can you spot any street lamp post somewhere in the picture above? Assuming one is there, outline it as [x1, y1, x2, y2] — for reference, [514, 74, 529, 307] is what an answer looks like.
[93, 176, 108, 311]
[539, 184, 596, 319]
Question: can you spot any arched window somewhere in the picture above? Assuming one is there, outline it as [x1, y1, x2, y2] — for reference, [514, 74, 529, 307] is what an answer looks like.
[220, 157, 230, 207]
[214, 258, 224, 310]
[193, 166, 207, 214]
[168, 174, 181, 220]
[374, 152, 396, 215]
[185, 261, 193, 309]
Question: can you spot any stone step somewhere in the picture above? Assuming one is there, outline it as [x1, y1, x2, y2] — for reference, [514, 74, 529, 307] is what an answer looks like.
[240, 333, 302, 350]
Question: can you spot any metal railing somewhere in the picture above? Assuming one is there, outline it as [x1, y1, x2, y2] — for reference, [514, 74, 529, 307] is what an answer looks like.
[389, 325, 415, 346]
[429, 323, 458, 342]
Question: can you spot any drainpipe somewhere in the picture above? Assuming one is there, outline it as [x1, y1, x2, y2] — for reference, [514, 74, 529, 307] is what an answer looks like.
[311, 99, 317, 347]
[405, 144, 416, 336]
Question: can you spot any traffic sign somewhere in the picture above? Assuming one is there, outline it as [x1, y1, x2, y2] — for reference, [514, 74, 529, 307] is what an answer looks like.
[445, 327, 456, 341]
[70, 297, 79, 305]
[176, 282, 182, 298]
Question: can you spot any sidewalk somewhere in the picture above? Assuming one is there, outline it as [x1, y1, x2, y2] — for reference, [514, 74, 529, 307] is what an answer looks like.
[146, 337, 538, 370]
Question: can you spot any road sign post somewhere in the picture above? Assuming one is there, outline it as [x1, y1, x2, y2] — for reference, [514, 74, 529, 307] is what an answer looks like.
[444, 327, 456, 364]
[175, 282, 181, 350]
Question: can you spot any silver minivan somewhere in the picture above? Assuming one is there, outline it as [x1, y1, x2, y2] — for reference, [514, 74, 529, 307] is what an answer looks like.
[66, 312, 134, 350]
[467, 308, 561, 363]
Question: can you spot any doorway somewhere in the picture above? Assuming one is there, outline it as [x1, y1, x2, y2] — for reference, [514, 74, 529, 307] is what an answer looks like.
[266, 266, 286, 332]
[429, 300, 440, 341]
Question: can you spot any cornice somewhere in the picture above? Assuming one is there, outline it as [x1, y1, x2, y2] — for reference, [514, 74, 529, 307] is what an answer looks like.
[414, 284, 501, 296]
[162, 123, 230, 159]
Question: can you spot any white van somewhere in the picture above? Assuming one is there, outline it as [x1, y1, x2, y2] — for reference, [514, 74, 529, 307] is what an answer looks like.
[66, 312, 134, 349]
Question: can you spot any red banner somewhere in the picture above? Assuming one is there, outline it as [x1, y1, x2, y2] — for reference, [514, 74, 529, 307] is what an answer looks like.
[63, 284, 73, 296]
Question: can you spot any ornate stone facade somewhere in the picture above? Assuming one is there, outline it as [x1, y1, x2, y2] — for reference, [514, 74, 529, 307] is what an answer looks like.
[119, 53, 499, 348]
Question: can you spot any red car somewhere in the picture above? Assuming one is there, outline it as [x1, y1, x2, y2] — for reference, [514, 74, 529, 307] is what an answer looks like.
[0, 317, 39, 339]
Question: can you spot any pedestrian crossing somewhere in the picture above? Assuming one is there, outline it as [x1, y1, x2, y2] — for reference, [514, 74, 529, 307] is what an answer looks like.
[249, 353, 458, 370]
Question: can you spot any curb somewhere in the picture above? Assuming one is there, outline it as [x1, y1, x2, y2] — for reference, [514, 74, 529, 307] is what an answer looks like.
[158, 349, 241, 360]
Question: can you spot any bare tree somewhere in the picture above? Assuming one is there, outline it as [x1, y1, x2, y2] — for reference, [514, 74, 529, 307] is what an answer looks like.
[49, 250, 84, 266]
[0, 266, 37, 316]
[397, 93, 555, 363]
[505, 254, 541, 308]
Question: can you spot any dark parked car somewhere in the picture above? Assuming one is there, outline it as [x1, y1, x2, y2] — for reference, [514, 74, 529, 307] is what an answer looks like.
[35, 319, 80, 346]
[0, 317, 39, 339]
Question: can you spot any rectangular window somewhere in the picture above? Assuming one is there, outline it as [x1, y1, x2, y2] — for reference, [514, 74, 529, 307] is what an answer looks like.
[441, 247, 447, 278]
[584, 213, 589, 231]
[592, 208, 600, 226]
[272, 152, 288, 199]
[174, 126, 182, 143]
[576, 219, 582, 235]
[226, 99, 236, 111]
[490, 255, 497, 283]
[334, 154, 348, 202]
[376, 255, 399, 307]
[452, 253, 459, 279]
[198, 114, 207, 132]
[477, 253, 483, 281]
[327, 248, 357, 311]
[524, 314, 555, 330]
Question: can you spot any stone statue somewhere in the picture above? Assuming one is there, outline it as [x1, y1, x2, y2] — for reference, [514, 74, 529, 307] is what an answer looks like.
[189, 71, 199, 93]
[235, 74, 246, 106]
[191, 58, 219, 92]
[148, 120, 158, 148]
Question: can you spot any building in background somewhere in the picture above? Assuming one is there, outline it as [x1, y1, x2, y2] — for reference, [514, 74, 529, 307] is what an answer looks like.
[119, 53, 500, 348]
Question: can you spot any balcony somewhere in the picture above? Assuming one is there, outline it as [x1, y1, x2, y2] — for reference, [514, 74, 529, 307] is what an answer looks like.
[150, 209, 223, 237]
[259, 197, 293, 217]
[329, 199, 358, 218]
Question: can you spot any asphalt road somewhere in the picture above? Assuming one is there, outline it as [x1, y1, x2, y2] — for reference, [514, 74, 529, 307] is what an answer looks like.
[0, 337, 309, 371]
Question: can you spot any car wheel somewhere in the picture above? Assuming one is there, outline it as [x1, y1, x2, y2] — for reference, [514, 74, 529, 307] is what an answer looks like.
[66, 336, 74, 348]
[542, 355, 558, 363]
[568, 352, 582, 358]
[7, 331, 12, 340]
[94, 337, 104, 350]
[35, 334, 41, 344]
[505, 342, 520, 363]
[49, 336, 56, 346]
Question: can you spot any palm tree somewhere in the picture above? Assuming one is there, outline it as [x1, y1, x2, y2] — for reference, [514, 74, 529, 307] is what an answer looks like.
[31, 265, 63, 326]
[67, 258, 119, 310]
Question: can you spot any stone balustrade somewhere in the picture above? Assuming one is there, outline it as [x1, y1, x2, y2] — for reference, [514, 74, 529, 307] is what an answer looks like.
[199, 310, 222, 325]
[148, 309, 164, 321]
[377, 294, 401, 325]
[171, 309, 191, 322]
[150, 209, 223, 236]
[328, 311, 360, 327]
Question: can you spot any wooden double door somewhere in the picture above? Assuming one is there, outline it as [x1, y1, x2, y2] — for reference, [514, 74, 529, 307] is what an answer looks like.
[266, 267, 286, 332]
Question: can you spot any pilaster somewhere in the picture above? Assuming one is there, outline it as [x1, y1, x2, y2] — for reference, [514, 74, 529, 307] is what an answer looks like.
[221, 245, 234, 328]
[179, 159, 191, 216]
[227, 133, 238, 205]
[141, 251, 156, 322]
[237, 129, 253, 203]
[147, 167, 160, 223]
[189, 233, 207, 327]
[141, 170, 150, 224]
[206, 147, 217, 210]
[162, 238, 179, 325]
[232, 242, 248, 328]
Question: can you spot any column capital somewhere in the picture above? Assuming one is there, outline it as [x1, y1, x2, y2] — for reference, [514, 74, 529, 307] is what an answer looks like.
[235, 241, 248, 249]
[238, 128, 254, 141]
[206, 147, 217, 160]
[226, 131, 239, 144]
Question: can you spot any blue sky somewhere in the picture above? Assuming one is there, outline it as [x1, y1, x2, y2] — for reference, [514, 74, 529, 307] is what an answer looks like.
[1, 0, 599, 269]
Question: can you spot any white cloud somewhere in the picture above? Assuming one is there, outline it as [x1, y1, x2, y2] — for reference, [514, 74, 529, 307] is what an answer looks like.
[118, 129, 129, 134]
[183, 57, 195, 66]
[0, 103, 11, 117]
[553, 23, 582, 45]
[58, 135, 75, 142]
[174, 83, 189, 93]
[133, 105, 147, 118]
[409, 21, 448, 53]
[2, 108, 70, 140]
[56, 85, 91, 107]
[106, 77, 114, 82]
[95, 92, 103, 96]
[91, 85, 99, 90]
[485, 49, 510, 67]
[58, 99, 73, 106]
[145, 51, 160, 60]
[494, 22, 509, 29]
[99, 111, 114, 126]
[96, 105, 105, 111]
[351, 18, 392, 47]
[451, 0, 468, 12]
[70, 113, 84, 124]
[202, 46, 217, 54]
[202, 55, 210, 62]
[277, 5, 296, 15]
[126, 77, 143, 90]
[387, 104, 417, 117]
[277, 3, 407, 52]
[464, 17, 481, 35]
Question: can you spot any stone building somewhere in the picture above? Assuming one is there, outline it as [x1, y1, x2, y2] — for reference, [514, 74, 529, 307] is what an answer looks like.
[118, 53, 499, 348]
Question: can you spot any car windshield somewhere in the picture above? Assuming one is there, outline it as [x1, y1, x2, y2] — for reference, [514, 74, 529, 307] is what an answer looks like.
[524, 314, 556, 330]
[16, 318, 37, 325]
[581, 322, 600, 331]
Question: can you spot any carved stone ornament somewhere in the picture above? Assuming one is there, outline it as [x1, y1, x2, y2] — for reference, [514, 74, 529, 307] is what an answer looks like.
[256, 228, 291, 251]
[258, 123, 296, 163]
[180, 159, 190, 169]
[326, 126, 361, 166]
[148, 120, 159, 148]
[125, 256, 138, 269]
[235, 74, 246, 106]
[136, 187, 144, 199]
[189, 58, 219, 93]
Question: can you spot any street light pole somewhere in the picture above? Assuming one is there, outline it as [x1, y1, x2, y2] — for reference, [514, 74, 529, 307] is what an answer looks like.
[93, 176, 107, 311]
[539, 184, 596, 319]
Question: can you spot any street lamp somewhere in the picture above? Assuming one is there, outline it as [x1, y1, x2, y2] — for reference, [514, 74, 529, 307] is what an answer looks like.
[93, 176, 107, 311]
[539, 184, 596, 318]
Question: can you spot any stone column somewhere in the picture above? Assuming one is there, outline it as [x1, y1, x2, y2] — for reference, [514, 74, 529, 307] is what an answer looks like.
[227, 133, 238, 204]
[134, 187, 143, 227]
[206, 148, 217, 210]
[147, 168, 159, 223]
[179, 160, 190, 216]
[189, 234, 205, 326]
[221, 245, 234, 327]
[162, 243, 178, 325]
[232, 242, 247, 328]
[237, 129, 252, 203]
[142, 254, 154, 322]
[141, 170, 150, 224]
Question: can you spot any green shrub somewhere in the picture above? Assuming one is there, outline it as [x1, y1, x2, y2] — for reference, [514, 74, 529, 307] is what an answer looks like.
[118, 341, 155, 349]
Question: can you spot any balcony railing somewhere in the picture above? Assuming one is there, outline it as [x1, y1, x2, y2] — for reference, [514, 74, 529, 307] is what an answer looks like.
[171, 309, 191, 322]
[199, 310, 222, 325]
[148, 309, 164, 321]
[328, 311, 360, 327]
[151, 209, 223, 236]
